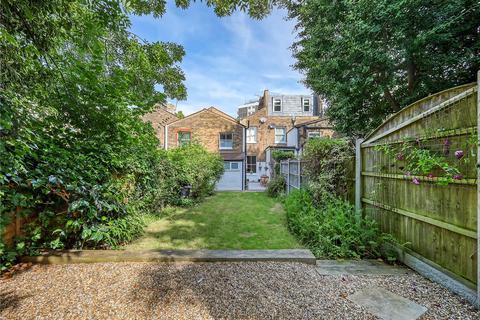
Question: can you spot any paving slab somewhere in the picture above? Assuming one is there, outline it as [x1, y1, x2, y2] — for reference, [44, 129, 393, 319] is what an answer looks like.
[348, 288, 428, 320]
[22, 249, 316, 265]
[316, 259, 413, 276]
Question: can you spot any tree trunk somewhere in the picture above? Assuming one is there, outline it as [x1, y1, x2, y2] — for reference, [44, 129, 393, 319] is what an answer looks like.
[383, 88, 401, 112]
[407, 59, 417, 94]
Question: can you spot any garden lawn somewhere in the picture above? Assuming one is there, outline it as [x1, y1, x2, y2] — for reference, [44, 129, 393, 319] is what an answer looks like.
[124, 192, 301, 250]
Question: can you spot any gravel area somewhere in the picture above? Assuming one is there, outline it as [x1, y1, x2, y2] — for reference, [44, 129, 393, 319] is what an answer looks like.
[1, 262, 478, 319]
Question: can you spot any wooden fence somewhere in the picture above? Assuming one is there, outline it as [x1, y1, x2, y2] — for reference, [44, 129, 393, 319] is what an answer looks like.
[356, 78, 479, 305]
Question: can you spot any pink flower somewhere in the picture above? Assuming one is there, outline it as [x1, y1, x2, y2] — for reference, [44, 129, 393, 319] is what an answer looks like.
[454, 150, 464, 159]
[443, 139, 450, 146]
[412, 177, 420, 185]
[396, 153, 404, 161]
[427, 173, 434, 178]
[453, 174, 462, 180]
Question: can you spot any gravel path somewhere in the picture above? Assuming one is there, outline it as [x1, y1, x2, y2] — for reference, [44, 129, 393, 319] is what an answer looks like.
[0, 262, 478, 319]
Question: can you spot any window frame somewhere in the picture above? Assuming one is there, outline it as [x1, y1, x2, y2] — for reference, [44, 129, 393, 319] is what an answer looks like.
[307, 131, 322, 139]
[274, 127, 286, 144]
[273, 98, 282, 112]
[246, 127, 257, 144]
[246, 156, 257, 174]
[219, 132, 234, 150]
[177, 131, 191, 146]
[302, 98, 311, 112]
[224, 161, 241, 171]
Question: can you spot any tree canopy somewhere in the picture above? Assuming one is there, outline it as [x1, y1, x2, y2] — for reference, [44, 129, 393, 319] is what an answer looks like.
[0, 0, 269, 268]
[287, 0, 480, 136]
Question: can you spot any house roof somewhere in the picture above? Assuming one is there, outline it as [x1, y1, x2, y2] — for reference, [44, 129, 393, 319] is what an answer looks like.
[293, 117, 332, 128]
[142, 105, 179, 126]
[168, 106, 245, 127]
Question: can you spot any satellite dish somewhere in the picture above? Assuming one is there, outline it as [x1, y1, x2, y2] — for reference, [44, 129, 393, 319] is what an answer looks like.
[259, 117, 267, 123]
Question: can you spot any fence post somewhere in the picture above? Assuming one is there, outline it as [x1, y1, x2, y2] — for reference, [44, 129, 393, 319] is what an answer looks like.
[298, 160, 302, 189]
[355, 139, 364, 215]
[476, 70, 479, 306]
[287, 159, 291, 194]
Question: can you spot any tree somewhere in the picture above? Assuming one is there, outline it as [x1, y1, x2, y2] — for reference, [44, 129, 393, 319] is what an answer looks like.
[0, 0, 272, 265]
[286, 0, 480, 137]
[176, 110, 185, 119]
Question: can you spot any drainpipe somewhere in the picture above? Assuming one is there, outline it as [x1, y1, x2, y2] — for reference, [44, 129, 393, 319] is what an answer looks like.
[164, 124, 168, 149]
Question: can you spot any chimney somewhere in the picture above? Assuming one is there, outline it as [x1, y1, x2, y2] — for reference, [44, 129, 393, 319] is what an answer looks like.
[261, 90, 270, 110]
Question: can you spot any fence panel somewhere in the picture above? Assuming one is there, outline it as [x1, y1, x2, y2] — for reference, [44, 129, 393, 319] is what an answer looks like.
[357, 81, 478, 305]
[280, 159, 306, 194]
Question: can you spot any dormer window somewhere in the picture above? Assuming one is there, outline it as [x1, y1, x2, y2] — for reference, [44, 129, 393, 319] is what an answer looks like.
[273, 98, 282, 112]
[303, 98, 311, 112]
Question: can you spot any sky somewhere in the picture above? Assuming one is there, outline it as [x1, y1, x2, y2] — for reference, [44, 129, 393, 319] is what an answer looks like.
[129, 2, 310, 117]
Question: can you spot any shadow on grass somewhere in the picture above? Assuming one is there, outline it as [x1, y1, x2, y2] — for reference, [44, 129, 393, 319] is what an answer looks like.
[126, 192, 301, 251]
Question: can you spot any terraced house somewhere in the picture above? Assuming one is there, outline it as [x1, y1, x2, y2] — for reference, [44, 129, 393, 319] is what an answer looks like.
[164, 107, 247, 191]
[239, 90, 334, 185]
[144, 91, 334, 191]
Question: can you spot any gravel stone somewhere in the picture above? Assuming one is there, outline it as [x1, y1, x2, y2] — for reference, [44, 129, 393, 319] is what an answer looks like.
[0, 262, 478, 319]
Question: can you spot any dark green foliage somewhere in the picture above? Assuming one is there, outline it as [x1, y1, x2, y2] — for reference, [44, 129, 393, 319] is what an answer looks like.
[287, 0, 480, 136]
[266, 175, 286, 198]
[271, 150, 294, 162]
[283, 189, 392, 259]
[271, 150, 294, 175]
[167, 143, 225, 202]
[0, 0, 225, 270]
[302, 138, 353, 203]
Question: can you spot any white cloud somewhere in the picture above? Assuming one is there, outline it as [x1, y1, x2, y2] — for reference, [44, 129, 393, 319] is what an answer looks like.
[130, 3, 309, 117]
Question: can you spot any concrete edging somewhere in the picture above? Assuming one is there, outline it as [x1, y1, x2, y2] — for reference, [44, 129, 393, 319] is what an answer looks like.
[389, 244, 479, 308]
[21, 249, 317, 265]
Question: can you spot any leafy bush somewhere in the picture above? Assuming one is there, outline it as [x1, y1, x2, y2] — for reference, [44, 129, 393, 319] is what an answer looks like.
[167, 143, 224, 202]
[302, 138, 353, 204]
[266, 175, 286, 198]
[284, 189, 393, 259]
[271, 150, 295, 175]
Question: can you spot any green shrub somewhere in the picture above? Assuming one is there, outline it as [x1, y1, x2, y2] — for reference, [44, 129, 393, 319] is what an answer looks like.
[271, 150, 295, 175]
[167, 142, 224, 202]
[266, 175, 286, 198]
[284, 189, 393, 259]
[302, 138, 354, 204]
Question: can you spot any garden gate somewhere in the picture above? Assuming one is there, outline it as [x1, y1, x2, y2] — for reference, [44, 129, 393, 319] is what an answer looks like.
[355, 74, 479, 306]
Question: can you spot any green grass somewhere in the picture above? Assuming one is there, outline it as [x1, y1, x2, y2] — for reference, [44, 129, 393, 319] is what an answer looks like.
[124, 192, 302, 250]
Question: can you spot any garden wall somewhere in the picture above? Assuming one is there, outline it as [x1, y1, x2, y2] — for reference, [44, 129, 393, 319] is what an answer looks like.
[357, 79, 479, 305]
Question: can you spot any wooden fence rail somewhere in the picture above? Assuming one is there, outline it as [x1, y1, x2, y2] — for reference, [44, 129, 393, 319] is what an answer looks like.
[356, 78, 479, 306]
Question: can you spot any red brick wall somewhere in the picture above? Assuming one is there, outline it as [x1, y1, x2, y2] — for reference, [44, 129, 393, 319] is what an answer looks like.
[166, 108, 245, 160]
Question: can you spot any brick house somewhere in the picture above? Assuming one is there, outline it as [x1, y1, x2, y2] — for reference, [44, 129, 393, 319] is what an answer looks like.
[165, 107, 246, 191]
[240, 90, 333, 183]
[286, 118, 336, 155]
[142, 103, 178, 148]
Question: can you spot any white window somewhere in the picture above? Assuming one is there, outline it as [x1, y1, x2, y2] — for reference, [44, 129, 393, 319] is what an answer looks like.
[273, 98, 282, 112]
[246, 127, 257, 143]
[307, 131, 322, 139]
[274, 127, 286, 144]
[303, 98, 311, 112]
[224, 161, 240, 171]
[219, 133, 233, 150]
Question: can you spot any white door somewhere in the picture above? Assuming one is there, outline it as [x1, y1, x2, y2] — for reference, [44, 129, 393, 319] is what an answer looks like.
[217, 161, 243, 191]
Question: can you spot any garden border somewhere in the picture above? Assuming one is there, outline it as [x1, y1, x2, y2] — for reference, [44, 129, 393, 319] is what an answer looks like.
[21, 249, 317, 265]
